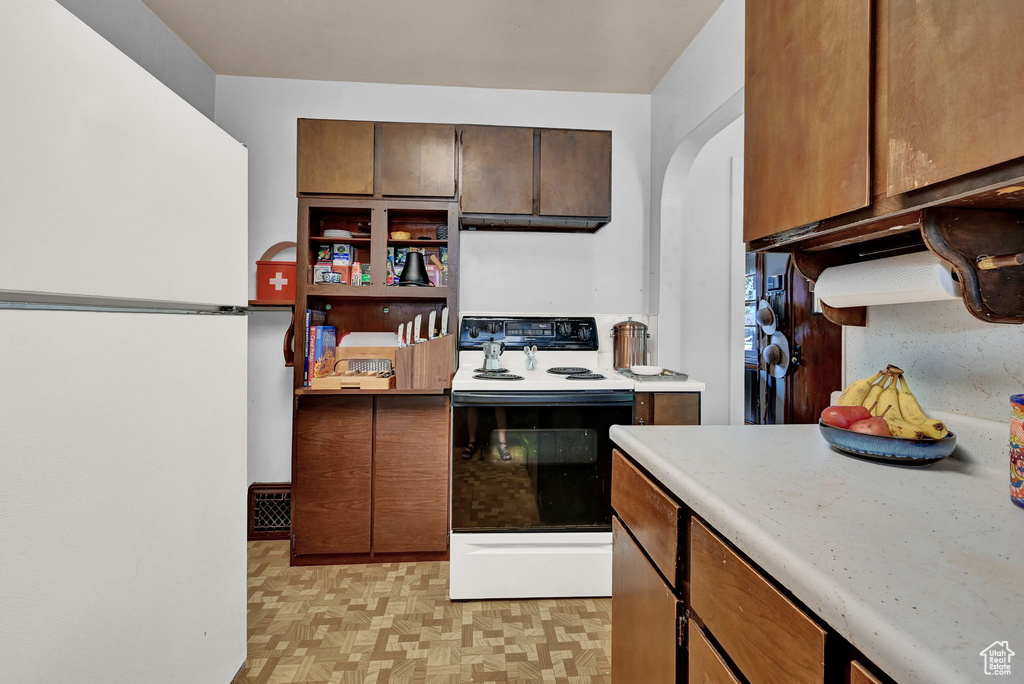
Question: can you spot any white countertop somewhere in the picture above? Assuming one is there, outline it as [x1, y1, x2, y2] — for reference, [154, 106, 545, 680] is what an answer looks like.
[609, 423, 1024, 684]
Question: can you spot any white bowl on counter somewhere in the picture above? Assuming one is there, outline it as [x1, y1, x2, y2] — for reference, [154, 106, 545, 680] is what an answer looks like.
[630, 365, 664, 376]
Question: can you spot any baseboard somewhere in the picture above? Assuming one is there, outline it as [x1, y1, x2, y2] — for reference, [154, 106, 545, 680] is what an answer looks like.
[248, 482, 291, 541]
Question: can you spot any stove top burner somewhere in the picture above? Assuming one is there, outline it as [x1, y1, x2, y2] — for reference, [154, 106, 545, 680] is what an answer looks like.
[475, 367, 508, 373]
[473, 372, 524, 380]
[566, 373, 606, 380]
[547, 366, 591, 375]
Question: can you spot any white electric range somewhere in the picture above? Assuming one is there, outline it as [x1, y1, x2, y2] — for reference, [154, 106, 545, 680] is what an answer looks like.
[449, 316, 634, 600]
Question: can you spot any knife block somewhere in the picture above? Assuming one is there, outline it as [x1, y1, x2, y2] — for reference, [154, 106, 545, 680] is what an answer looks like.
[396, 335, 455, 390]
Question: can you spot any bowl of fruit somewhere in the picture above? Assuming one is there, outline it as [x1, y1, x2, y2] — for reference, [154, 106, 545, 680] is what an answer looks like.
[819, 366, 956, 466]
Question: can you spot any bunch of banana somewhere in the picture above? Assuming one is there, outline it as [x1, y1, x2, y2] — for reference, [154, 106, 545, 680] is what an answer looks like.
[836, 365, 949, 439]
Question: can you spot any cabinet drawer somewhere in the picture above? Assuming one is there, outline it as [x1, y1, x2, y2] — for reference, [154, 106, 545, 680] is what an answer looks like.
[848, 660, 883, 684]
[690, 519, 826, 684]
[611, 517, 683, 684]
[611, 450, 684, 589]
[689, 624, 741, 684]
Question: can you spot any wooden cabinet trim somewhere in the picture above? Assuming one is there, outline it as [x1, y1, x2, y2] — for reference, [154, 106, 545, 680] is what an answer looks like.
[690, 518, 826, 684]
[848, 660, 884, 684]
[611, 449, 685, 589]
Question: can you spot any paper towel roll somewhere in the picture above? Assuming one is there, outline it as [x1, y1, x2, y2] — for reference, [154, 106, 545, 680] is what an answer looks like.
[815, 252, 961, 308]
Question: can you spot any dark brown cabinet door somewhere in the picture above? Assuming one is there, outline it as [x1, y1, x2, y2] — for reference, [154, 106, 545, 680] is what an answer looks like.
[611, 517, 683, 684]
[372, 395, 450, 553]
[539, 129, 611, 217]
[887, 1, 1024, 195]
[634, 393, 700, 425]
[292, 396, 373, 556]
[381, 123, 456, 197]
[296, 119, 374, 195]
[744, 0, 872, 242]
[460, 125, 534, 214]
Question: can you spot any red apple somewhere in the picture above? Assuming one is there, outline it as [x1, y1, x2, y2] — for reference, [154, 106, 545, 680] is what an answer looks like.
[848, 417, 891, 436]
[820, 405, 872, 429]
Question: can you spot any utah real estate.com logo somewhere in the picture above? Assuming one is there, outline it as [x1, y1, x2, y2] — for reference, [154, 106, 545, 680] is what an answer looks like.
[980, 641, 1015, 676]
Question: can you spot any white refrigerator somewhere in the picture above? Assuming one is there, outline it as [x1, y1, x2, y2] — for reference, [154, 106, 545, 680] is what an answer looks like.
[0, 2, 248, 682]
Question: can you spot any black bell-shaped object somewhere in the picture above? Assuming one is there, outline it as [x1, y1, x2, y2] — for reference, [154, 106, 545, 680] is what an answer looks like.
[398, 250, 433, 286]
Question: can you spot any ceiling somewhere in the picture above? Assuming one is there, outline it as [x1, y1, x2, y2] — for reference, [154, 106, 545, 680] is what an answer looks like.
[140, 0, 723, 94]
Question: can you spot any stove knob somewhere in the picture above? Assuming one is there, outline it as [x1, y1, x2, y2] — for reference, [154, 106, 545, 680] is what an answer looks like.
[487, 322, 501, 334]
[557, 322, 572, 336]
[578, 327, 592, 341]
[469, 326, 480, 339]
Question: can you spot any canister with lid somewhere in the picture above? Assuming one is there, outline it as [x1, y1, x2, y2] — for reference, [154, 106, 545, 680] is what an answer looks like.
[611, 318, 650, 370]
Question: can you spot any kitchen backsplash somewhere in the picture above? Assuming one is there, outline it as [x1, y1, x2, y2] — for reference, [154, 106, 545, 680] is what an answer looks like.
[844, 299, 1023, 423]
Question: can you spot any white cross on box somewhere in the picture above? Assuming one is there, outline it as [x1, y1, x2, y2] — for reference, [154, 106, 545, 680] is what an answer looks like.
[269, 272, 289, 290]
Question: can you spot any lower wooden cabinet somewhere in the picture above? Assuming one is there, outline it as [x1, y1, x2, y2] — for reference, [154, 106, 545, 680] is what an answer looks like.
[611, 517, 684, 684]
[611, 450, 891, 684]
[373, 395, 449, 553]
[292, 394, 450, 564]
[689, 625, 741, 684]
[292, 396, 373, 556]
[634, 392, 700, 426]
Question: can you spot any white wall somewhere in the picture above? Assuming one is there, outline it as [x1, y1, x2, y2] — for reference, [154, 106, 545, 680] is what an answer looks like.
[55, 0, 216, 118]
[649, 0, 745, 424]
[0, 311, 248, 684]
[670, 117, 745, 424]
[214, 76, 651, 484]
[845, 302, 1024, 423]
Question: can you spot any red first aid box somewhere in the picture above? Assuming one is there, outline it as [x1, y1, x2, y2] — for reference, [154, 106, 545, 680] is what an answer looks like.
[255, 241, 296, 303]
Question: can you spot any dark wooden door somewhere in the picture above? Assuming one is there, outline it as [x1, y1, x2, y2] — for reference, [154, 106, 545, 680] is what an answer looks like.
[887, 1, 1024, 195]
[744, 0, 872, 241]
[292, 396, 373, 556]
[296, 119, 374, 195]
[538, 129, 611, 217]
[611, 517, 683, 684]
[372, 395, 450, 553]
[785, 261, 842, 424]
[380, 123, 456, 197]
[460, 125, 534, 214]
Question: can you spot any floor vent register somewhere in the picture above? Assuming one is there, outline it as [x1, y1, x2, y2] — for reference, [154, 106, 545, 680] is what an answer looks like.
[248, 482, 291, 540]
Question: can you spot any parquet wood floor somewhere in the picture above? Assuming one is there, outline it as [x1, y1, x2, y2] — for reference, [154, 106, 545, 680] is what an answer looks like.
[233, 541, 611, 684]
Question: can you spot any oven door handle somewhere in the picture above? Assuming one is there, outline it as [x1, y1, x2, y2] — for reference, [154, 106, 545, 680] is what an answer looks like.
[451, 390, 634, 407]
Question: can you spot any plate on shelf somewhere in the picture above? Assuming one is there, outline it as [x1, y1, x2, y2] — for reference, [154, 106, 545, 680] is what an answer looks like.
[630, 365, 664, 375]
[818, 421, 956, 466]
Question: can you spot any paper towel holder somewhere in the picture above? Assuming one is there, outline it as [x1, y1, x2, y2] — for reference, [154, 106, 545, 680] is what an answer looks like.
[792, 207, 1024, 326]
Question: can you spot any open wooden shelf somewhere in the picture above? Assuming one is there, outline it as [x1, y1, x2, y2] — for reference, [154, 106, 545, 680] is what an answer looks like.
[387, 239, 448, 247]
[307, 284, 450, 299]
[295, 388, 447, 396]
[309, 236, 372, 244]
[248, 299, 295, 310]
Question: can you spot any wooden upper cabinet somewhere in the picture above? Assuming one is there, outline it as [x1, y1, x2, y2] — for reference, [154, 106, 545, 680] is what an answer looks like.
[292, 396, 373, 556]
[744, 0, 872, 242]
[381, 122, 457, 197]
[539, 129, 612, 217]
[887, 0, 1024, 195]
[297, 119, 374, 195]
[460, 125, 534, 214]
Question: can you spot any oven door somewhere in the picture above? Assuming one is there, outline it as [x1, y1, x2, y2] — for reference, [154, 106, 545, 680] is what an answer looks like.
[451, 390, 634, 533]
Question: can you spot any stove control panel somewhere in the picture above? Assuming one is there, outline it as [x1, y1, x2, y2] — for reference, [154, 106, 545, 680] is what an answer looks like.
[459, 316, 599, 351]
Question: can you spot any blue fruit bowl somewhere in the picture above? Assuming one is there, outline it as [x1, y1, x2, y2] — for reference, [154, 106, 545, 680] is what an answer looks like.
[818, 421, 957, 466]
